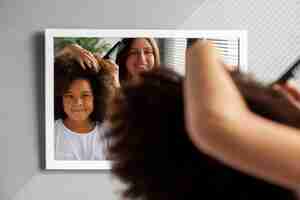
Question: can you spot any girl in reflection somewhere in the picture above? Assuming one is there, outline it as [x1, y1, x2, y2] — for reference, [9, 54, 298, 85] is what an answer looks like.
[54, 57, 117, 160]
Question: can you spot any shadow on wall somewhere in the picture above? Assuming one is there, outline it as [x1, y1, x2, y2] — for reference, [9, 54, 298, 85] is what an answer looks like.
[32, 31, 46, 170]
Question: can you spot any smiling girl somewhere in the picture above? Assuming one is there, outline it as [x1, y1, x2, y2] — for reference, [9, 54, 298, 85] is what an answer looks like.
[54, 57, 117, 160]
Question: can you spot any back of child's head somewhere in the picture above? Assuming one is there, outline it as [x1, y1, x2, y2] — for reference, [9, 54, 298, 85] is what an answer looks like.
[54, 57, 117, 123]
[107, 67, 298, 200]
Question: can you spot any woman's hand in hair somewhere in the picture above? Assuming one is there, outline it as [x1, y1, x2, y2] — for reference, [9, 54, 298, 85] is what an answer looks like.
[94, 54, 120, 88]
[273, 80, 300, 109]
[56, 44, 99, 71]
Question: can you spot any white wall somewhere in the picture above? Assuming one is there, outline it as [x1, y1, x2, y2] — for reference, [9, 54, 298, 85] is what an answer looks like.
[180, 0, 300, 82]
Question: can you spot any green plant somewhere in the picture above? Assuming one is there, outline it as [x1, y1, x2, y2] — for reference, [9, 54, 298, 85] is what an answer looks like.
[54, 37, 111, 54]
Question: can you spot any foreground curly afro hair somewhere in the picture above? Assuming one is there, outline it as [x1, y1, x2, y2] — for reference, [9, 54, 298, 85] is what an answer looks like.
[54, 57, 117, 122]
[107, 67, 300, 200]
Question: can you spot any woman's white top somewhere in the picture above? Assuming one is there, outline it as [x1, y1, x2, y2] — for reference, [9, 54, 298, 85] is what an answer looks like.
[55, 119, 109, 160]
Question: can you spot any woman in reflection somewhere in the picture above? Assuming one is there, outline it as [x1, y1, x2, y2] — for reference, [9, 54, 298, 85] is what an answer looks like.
[56, 38, 160, 84]
[115, 38, 160, 83]
[54, 57, 117, 160]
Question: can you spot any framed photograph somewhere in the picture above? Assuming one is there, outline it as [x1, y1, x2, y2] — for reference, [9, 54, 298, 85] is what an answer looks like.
[45, 29, 247, 170]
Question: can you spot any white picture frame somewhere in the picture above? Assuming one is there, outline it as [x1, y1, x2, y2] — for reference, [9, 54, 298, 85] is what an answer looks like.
[45, 29, 247, 170]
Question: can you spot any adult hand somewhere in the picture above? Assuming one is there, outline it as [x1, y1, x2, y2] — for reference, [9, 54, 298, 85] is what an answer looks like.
[56, 44, 99, 71]
[273, 80, 300, 109]
[94, 53, 120, 88]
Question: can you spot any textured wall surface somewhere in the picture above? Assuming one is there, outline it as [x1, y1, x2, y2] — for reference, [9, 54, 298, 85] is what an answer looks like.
[0, 1, 299, 200]
[181, 0, 300, 82]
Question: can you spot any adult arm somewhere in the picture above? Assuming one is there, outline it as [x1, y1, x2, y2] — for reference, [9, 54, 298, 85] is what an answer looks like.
[184, 40, 300, 190]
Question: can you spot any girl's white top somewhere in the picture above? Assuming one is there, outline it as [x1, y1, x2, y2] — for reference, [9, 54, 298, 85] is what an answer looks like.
[55, 119, 109, 160]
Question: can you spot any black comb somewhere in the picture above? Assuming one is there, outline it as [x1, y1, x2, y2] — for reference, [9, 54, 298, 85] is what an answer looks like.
[272, 56, 300, 85]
